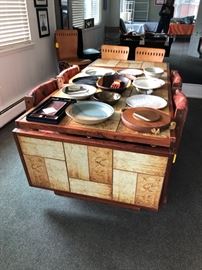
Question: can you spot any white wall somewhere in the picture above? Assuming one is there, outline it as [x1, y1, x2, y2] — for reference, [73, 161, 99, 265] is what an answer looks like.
[188, 0, 202, 57]
[0, 0, 57, 127]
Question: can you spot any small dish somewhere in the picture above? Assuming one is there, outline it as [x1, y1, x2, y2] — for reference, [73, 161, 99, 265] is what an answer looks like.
[143, 67, 164, 78]
[91, 91, 121, 105]
[133, 77, 165, 90]
[65, 101, 114, 125]
[62, 84, 96, 100]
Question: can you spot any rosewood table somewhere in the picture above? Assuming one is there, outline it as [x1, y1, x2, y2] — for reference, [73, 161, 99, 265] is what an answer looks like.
[13, 59, 180, 211]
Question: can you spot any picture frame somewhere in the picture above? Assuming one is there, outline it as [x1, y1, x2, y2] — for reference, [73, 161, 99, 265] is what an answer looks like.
[84, 18, 94, 29]
[155, 0, 165, 5]
[36, 8, 50, 38]
[34, 0, 48, 7]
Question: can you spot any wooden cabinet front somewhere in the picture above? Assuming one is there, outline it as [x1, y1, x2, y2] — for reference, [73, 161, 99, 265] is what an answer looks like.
[14, 130, 172, 211]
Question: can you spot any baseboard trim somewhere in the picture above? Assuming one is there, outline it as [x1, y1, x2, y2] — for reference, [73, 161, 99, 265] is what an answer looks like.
[182, 83, 202, 98]
[0, 100, 25, 128]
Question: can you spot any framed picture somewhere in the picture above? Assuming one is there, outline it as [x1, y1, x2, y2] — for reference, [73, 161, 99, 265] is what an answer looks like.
[34, 0, 48, 7]
[36, 8, 50, 38]
[84, 18, 94, 29]
[155, 0, 165, 5]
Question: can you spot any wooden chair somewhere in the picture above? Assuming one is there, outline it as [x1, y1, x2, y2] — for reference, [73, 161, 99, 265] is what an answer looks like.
[101, 44, 129, 60]
[172, 89, 188, 155]
[135, 47, 165, 62]
[55, 29, 92, 71]
[24, 78, 58, 111]
[171, 70, 183, 93]
[57, 65, 80, 89]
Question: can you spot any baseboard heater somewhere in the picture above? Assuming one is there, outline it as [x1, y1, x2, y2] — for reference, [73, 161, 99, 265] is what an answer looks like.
[0, 98, 25, 128]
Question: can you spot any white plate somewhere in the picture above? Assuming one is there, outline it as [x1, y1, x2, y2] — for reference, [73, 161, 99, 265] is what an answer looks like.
[118, 69, 143, 76]
[62, 84, 96, 100]
[133, 77, 165, 90]
[126, 94, 167, 109]
[84, 67, 115, 76]
[65, 101, 114, 125]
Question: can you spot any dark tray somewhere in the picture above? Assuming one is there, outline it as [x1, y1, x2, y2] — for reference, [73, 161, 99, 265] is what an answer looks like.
[72, 75, 99, 86]
[26, 97, 76, 124]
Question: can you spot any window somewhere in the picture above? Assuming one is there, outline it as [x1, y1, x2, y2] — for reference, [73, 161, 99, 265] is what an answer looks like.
[72, 0, 101, 28]
[174, 0, 200, 18]
[120, 0, 149, 22]
[0, 0, 31, 50]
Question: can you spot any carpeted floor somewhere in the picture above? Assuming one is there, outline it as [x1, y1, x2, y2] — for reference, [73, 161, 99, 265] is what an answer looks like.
[165, 39, 202, 84]
[0, 97, 202, 270]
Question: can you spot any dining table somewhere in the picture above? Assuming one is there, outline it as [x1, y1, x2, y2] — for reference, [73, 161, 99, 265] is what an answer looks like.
[13, 59, 180, 212]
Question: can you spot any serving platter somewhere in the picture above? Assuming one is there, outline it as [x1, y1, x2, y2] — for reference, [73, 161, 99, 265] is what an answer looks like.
[83, 67, 115, 76]
[121, 107, 171, 133]
[118, 68, 143, 77]
[133, 77, 165, 90]
[65, 101, 114, 125]
[126, 94, 167, 109]
[62, 84, 96, 100]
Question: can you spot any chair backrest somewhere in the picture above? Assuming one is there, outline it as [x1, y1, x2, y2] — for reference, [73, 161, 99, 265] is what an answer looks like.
[57, 65, 80, 89]
[135, 47, 165, 62]
[172, 89, 188, 154]
[101, 45, 129, 60]
[171, 70, 183, 92]
[120, 18, 128, 34]
[24, 78, 58, 111]
[55, 29, 78, 60]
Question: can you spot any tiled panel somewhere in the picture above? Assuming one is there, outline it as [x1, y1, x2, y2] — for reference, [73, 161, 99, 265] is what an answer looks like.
[19, 136, 64, 160]
[114, 150, 168, 177]
[64, 143, 89, 180]
[23, 155, 50, 188]
[45, 158, 69, 191]
[113, 169, 137, 204]
[70, 178, 112, 199]
[135, 174, 164, 209]
[88, 146, 112, 184]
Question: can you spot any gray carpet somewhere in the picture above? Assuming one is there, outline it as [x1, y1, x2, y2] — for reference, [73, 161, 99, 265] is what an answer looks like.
[1, 98, 202, 270]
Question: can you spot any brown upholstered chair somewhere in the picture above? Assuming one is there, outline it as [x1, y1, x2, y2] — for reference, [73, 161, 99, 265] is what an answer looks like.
[101, 44, 129, 60]
[172, 89, 188, 155]
[135, 47, 165, 62]
[24, 78, 58, 111]
[55, 29, 92, 71]
[171, 70, 183, 93]
[57, 65, 80, 89]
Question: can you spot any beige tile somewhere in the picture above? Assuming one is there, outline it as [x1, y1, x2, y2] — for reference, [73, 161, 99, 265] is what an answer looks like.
[19, 136, 64, 160]
[114, 150, 168, 176]
[135, 173, 164, 209]
[64, 142, 89, 180]
[70, 178, 111, 199]
[45, 158, 69, 191]
[23, 155, 50, 188]
[113, 169, 137, 204]
[88, 146, 112, 184]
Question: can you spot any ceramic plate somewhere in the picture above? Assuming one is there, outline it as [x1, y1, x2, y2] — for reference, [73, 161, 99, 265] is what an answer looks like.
[126, 94, 167, 109]
[133, 77, 165, 90]
[62, 84, 96, 100]
[65, 101, 114, 125]
[118, 68, 143, 76]
[84, 67, 115, 76]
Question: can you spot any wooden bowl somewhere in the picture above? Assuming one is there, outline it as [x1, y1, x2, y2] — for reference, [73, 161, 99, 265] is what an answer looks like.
[96, 74, 131, 94]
